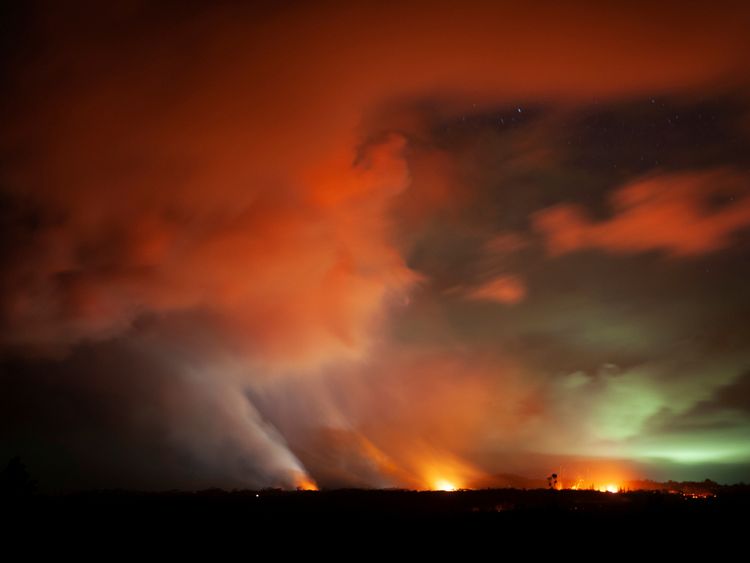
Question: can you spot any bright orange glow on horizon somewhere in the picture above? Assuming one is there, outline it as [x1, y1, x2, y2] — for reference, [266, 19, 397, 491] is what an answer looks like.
[432, 479, 459, 492]
[295, 475, 319, 491]
[560, 481, 624, 492]
[416, 453, 482, 492]
[557, 471, 629, 493]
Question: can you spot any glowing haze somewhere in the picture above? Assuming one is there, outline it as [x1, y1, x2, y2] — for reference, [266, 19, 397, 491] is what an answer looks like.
[1, 1, 750, 491]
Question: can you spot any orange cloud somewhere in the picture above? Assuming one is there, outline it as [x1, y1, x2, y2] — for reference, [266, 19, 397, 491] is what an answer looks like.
[4, 1, 750, 363]
[0, 134, 422, 370]
[533, 169, 750, 258]
[464, 274, 527, 304]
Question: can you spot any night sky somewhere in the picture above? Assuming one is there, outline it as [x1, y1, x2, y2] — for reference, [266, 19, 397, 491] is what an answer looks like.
[2, 1, 750, 492]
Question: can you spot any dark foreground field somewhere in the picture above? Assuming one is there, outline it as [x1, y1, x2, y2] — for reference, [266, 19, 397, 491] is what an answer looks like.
[7, 487, 749, 535]
[4, 488, 749, 557]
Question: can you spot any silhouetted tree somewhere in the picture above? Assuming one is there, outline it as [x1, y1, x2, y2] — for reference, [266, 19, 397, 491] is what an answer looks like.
[0, 457, 37, 498]
[547, 473, 558, 490]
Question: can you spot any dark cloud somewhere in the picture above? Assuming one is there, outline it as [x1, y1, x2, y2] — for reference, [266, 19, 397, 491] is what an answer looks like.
[648, 369, 750, 432]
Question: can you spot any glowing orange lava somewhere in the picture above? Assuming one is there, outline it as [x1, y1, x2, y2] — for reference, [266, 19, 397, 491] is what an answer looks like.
[555, 467, 631, 493]
[555, 477, 627, 492]
[599, 484, 620, 493]
[432, 479, 458, 491]
[418, 457, 478, 491]
[295, 475, 319, 491]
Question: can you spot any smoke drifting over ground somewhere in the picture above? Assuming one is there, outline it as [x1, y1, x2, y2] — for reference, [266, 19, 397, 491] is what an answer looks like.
[2, 1, 750, 490]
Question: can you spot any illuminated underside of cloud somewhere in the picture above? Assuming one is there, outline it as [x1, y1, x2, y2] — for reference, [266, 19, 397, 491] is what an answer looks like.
[533, 168, 750, 258]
